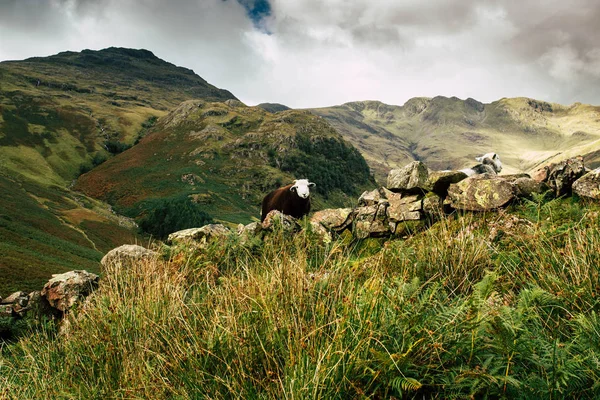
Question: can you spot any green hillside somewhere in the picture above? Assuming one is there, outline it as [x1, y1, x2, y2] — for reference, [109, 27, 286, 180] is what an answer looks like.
[2, 196, 600, 398]
[75, 100, 375, 227]
[0, 47, 236, 293]
[310, 97, 600, 182]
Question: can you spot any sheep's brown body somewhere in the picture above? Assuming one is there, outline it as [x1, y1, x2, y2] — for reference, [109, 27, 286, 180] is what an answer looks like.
[261, 184, 311, 222]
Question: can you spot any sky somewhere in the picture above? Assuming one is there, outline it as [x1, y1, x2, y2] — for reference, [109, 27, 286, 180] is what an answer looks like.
[1, 0, 599, 108]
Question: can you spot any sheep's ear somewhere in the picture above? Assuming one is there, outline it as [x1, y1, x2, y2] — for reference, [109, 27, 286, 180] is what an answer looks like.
[492, 153, 499, 159]
[475, 156, 483, 162]
[290, 186, 296, 192]
[308, 182, 316, 187]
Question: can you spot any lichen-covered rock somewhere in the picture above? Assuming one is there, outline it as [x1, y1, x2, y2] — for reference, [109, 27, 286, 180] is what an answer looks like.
[0, 291, 30, 318]
[514, 177, 548, 198]
[310, 208, 355, 232]
[545, 157, 586, 196]
[447, 175, 516, 211]
[573, 168, 600, 200]
[358, 189, 382, 206]
[387, 194, 422, 222]
[305, 221, 332, 244]
[167, 224, 232, 245]
[424, 170, 468, 196]
[262, 210, 301, 233]
[101, 244, 158, 269]
[41, 270, 100, 313]
[422, 192, 444, 218]
[354, 204, 390, 239]
[387, 161, 429, 193]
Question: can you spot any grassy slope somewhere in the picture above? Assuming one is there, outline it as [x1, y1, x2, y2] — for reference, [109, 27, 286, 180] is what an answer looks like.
[309, 97, 600, 182]
[75, 100, 375, 225]
[0, 47, 236, 294]
[1, 196, 599, 398]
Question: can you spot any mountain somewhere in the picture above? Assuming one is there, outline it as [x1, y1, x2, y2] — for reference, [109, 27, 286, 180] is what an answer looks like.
[75, 100, 374, 226]
[257, 103, 292, 113]
[0, 47, 236, 294]
[309, 97, 600, 182]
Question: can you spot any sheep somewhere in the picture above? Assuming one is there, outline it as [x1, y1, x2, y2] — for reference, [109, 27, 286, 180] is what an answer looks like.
[459, 152, 503, 177]
[261, 179, 316, 222]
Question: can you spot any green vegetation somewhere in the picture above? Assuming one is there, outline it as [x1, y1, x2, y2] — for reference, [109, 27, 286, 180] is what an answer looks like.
[137, 194, 214, 239]
[76, 101, 375, 225]
[1, 197, 599, 398]
[277, 134, 372, 197]
[0, 47, 236, 294]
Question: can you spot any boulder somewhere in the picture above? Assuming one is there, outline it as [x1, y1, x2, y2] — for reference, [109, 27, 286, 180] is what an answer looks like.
[447, 175, 516, 211]
[514, 177, 548, 198]
[167, 224, 232, 245]
[387, 161, 429, 193]
[0, 291, 30, 318]
[305, 221, 333, 244]
[422, 192, 444, 218]
[101, 244, 158, 269]
[357, 189, 383, 206]
[544, 157, 586, 196]
[41, 270, 100, 313]
[310, 208, 355, 232]
[386, 194, 422, 222]
[424, 170, 468, 197]
[354, 204, 390, 239]
[573, 168, 600, 200]
[262, 210, 301, 233]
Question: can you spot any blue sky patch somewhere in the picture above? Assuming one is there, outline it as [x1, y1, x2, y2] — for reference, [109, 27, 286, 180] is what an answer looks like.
[235, 0, 272, 31]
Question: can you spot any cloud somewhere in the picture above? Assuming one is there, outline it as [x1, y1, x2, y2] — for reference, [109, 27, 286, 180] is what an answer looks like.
[0, 0, 599, 107]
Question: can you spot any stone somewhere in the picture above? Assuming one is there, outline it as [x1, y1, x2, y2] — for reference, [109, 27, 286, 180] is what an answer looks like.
[387, 161, 429, 193]
[357, 189, 382, 206]
[237, 222, 262, 243]
[306, 221, 332, 244]
[514, 177, 548, 198]
[262, 210, 301, 233]
[101, 244, 158, 269]
[310, 208, 355, 232]
[387, 194, 422, 222]
[422, 193, 444, 218]
[545, 157, 586, 196]
[424, 170, 468, 197]
[354, 204, 390, 239]
[573, 168, 600, 200]
[41, 270, 100, 313]
[447, 174, 516, 211]
[0, 291, 28, 306]
[167, 224, 232, 245]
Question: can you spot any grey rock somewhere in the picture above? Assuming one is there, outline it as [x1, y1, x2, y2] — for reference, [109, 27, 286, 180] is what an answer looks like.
[514, 177, 548, 198]
[262, 210, 301, 233]
[167, 224, 232, 245]
[310, 208, 355, 232]
[447, 174, 516, 211]
[101, 244, 158, 269]
[41, 270, 100, 313]
[424, 170, 468, 197]
[387, 161, 429, 193]
[573, 168, 600, 200]
[387, 194, 422, 222]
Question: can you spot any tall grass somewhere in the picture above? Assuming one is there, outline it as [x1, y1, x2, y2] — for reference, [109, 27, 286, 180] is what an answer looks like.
[1, 199, 599, 399]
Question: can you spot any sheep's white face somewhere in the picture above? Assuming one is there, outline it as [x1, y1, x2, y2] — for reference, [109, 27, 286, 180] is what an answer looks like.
[476, 153, 502, 173]
[290, 179, 315, 199]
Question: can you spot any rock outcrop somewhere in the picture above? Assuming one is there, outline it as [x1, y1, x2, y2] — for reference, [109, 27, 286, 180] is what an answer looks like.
[573, 168, 600, 200]
[534, 157, 586, 196]
[447, 175, 516, 211]
[101, 244, 158, 269]
[167, 224, 232, 245]
[387, 161, 429, 193]
[1, 270, 99, 337]
[41, 270, 100, 313]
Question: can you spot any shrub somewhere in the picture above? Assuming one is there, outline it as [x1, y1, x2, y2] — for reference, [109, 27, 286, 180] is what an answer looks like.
[137, 194, 214, 239]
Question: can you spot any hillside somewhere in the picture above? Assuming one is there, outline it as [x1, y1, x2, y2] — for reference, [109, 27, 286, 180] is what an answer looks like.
[309, 97, 600, 182]
[2, 194, 600, 398]
[75, 100, 374, 226]
[0, 47, 236, 293]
